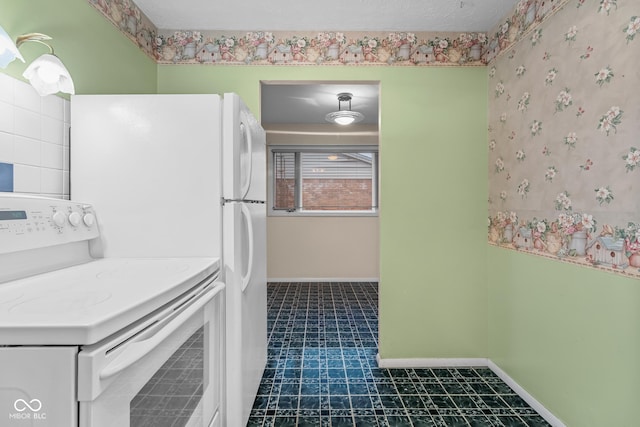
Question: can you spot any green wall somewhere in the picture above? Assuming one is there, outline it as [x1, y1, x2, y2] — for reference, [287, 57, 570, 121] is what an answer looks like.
[488, 247, 640, 426]
[0, 0, 156, 94]
[376, 68, 488, 359]
[157, 65, 490, 360]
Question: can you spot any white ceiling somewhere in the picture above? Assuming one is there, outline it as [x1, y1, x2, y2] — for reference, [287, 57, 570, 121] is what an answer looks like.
[134, 0, 519, 33]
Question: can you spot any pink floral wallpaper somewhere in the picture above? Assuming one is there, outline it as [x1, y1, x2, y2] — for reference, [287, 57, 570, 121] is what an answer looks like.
[487, 0, 640, 279]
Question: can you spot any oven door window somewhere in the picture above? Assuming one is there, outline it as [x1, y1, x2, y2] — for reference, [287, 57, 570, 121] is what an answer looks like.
[130, 326, 206, 426]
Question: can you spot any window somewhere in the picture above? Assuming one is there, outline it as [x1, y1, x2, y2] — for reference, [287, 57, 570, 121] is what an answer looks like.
[268, 145, 378, 216]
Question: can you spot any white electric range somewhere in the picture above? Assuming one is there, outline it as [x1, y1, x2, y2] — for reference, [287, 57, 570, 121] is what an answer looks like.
[0, 194, 224, 427]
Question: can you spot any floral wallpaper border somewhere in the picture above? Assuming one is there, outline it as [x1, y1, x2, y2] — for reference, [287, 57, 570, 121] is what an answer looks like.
[487, 0, 640, 280]
[488, 216, 640, 280]
[153, 30, 488, 66]
[87, 0, 568, 67]
[486, 0, 572, 63]
[88, 0, 157, 59]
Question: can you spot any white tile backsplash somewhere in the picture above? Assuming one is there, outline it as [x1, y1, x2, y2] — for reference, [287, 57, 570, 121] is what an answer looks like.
[42, 95, 65, 120]
[63, 123, 70, 147]
[64, 99, 71, 124]
[14, 108, 42, 140]
[63, 170, 69, 196]
[0, 132, 14, 162]
[41, 116, 64, 145]
[0, 101, 14, 133]
[13, 164, 41, 193]
[41, 142, 63, 169]
[0, 73, 14, 104]
[13, 136, 41, 166]
[13, 79, 41, 112]
[0, 73, 68, 197]
[41, 168, 63, 195]
[63, 146, 70, 171]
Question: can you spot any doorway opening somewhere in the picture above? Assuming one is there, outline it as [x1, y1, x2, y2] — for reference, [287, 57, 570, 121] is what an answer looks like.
[260, 80, 380, 282]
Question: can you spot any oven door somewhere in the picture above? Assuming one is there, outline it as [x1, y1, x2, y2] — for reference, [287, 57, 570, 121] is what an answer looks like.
[77, 281, 224, 427]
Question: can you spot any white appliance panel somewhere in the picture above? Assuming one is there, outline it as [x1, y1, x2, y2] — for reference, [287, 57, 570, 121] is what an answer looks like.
[222, 93, 266, 202]
[0, 347, 77, 427]
[71, 94, 222, 258]
[223, 202, 267, 427]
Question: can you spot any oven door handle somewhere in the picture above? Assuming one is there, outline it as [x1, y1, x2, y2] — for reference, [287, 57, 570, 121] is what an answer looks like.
[98, 283, 225, 380]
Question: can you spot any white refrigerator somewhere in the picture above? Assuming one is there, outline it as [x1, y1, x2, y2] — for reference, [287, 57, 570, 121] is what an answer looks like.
[70, 93, 267, 427]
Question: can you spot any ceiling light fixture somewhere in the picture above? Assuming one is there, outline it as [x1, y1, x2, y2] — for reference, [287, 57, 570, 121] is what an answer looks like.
[0, 25, 25, 68]
[325, 92, 364, 126]
[16, 33, 75, 96]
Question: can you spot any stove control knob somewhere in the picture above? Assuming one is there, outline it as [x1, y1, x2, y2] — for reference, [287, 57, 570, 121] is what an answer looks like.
[83, 213, 96, 227]
[68, 212, 82, 227]
[52, 211, 66, 227]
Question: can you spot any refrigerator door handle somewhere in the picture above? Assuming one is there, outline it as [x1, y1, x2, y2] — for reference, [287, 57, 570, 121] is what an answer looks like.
[240, 203, 254, 293]
[240, 119, 254, 200]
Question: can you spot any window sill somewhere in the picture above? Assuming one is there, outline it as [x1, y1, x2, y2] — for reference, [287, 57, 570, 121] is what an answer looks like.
[268, 209, 379, 218]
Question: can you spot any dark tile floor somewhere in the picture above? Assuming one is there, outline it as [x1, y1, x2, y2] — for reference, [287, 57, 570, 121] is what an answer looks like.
[247, 282, 551, 427]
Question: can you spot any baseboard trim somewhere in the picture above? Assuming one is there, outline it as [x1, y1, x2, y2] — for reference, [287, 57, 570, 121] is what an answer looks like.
[376, 355, 489, 368]
[267, 277, 379, 283]
[487, 360, 566, 427]
[376, 355, 565, 427]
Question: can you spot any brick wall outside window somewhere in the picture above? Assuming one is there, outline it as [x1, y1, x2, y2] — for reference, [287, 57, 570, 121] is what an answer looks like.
[275, 178, 373, 211]
[275, 178, 295, 209]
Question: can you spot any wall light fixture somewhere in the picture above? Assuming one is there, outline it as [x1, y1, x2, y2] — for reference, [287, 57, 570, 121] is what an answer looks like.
[16, 33, 75, 96]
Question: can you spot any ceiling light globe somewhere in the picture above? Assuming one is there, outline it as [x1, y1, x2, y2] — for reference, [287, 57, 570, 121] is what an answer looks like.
[325, 110, 364, 126]
[335, 116, 355, 125]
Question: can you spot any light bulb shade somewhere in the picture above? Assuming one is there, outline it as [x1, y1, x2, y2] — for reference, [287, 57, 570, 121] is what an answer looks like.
[22, 54, 75, 96]
[325, 110, 364, 125]
[0, 25, 25, 68]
